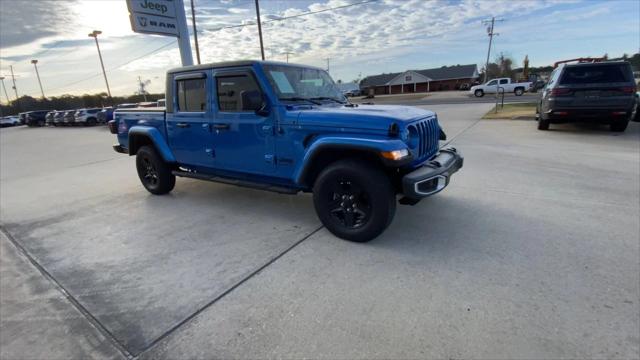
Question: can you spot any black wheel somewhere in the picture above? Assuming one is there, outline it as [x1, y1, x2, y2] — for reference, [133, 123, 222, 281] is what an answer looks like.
[312, 159, 396, 242]
[610, 118, 629, 132]
[87, 118, 97, 126]
[474, 89, 484, 97]
[631, 99, 639, 122]
[136, 145, 175, 195]
[514, 87, 524, 96]
[37, 120, 45, 127]
[538, 116, 550, 130]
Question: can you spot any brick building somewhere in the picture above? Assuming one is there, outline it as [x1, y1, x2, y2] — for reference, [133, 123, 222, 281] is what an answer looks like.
[360, 64, 479, 95]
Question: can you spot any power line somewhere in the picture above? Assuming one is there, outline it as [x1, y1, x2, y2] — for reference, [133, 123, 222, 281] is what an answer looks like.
[204, 0, 379, 33]
[43, 40, 177, 94]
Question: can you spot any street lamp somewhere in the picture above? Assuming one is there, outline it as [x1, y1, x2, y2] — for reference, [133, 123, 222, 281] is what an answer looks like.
[88, 30, 112, 99]
[31, 59, 45, 99]
[0, 76, 10, 104]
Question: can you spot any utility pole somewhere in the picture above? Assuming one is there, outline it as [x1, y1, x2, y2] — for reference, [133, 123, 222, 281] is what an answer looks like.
[88, 30, 112, 99]
[481, 17, 503, 83]
[254, 0, 265, 60]
[0, 77, 10, 104]
[325, 58, 330, 73]
[190, 0, 201, 64]
[9, 65, 19, 100]
[283, 51, 293, 63]
[137, 76, 149, 101]
[31, 59, 45, 99]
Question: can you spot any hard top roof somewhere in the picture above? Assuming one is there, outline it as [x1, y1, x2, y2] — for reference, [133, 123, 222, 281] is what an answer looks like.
[167, 60, 324, 74]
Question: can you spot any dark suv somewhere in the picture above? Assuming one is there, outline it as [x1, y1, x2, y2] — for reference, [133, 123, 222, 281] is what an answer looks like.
[537, 61, 637, 132]
[25, 110, 50, 127]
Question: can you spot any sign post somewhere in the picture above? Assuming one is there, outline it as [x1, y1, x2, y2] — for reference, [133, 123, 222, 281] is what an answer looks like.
[127, 0, 193, 66]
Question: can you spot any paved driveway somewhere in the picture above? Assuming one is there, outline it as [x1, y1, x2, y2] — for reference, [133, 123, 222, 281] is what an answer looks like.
[1, 104, 638, 359]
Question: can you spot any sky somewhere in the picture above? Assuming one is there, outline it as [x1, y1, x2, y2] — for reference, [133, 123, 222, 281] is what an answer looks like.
[0, 0, 638, 100]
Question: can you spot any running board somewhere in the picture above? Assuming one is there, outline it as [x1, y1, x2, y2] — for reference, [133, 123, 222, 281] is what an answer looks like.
[172, 170, 299, 195]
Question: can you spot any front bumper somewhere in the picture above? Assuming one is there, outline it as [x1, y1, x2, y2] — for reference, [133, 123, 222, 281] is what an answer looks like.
[402, 147, 463, 199]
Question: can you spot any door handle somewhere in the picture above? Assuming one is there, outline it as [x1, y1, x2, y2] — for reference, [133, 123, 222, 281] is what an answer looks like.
[176, 122, 190, 128]
[213, 123, 230, 130]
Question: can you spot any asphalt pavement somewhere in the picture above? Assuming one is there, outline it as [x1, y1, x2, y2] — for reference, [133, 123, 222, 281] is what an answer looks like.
[1, 104, 638, 359]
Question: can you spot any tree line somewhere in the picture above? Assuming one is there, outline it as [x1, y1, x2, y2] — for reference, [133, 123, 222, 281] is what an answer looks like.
[0, 92, 165, 117]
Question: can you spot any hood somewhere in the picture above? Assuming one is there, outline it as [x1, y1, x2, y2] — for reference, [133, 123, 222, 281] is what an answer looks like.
[295, 104, 435, 130]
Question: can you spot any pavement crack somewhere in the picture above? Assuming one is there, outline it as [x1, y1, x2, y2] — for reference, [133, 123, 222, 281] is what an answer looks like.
[134, 225, 324, 358]
[0, 226, 134, 359]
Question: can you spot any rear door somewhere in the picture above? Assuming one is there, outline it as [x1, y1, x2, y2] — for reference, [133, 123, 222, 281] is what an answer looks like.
[556, 63, 635, 109]
[166, 71, 214, 168]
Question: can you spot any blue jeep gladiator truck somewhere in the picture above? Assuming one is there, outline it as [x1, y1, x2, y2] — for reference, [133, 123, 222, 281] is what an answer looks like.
[109, 60, 463, 242]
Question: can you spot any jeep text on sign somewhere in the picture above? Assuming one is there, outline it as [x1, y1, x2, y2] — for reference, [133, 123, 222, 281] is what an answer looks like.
[127, 0, 176, 18]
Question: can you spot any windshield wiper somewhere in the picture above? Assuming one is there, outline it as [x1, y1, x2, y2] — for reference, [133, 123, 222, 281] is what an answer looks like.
[279, 97, 322, 105]
[310, 97, 347, 104]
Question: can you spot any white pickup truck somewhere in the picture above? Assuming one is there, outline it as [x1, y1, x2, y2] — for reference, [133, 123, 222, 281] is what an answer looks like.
[470, 78, 532, 97]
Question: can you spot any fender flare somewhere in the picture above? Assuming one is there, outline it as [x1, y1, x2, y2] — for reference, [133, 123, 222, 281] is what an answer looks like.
[128, 126, 176, 163]
[294, 135, 408, 185]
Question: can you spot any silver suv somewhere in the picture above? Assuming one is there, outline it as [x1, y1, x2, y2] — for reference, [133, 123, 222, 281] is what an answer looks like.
[537, 61, 637, 132]
[74, 108, 102, 126]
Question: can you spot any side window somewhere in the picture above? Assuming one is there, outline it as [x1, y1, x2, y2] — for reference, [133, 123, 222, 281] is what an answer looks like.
[499, 79, 509, 84]
[487, 80, 497, 86]
[216, 74, 262, 112]
[177, 78, 206, 112]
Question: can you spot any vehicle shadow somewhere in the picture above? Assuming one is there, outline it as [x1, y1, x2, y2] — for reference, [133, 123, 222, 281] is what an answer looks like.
[546, 120, 640, 136]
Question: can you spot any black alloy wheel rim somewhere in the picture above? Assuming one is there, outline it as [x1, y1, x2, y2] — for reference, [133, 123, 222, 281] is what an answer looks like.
[326, 178, 371, 229]
[141, 157, 159, 186]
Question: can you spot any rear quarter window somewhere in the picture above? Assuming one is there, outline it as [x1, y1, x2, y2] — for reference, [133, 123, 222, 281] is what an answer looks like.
[560, 64, 631, 84]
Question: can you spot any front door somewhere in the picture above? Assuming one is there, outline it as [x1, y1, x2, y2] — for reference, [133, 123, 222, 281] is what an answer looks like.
[166, 71, 214, 168]
[211, 68, 275, 175]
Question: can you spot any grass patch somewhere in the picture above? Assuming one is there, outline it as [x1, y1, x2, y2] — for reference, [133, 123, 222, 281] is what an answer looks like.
[483, 102, 537, 119]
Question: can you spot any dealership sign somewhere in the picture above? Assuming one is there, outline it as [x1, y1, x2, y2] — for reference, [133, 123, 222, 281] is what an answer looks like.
[127, 0, 179, 36]
[126, 0, 193, 65]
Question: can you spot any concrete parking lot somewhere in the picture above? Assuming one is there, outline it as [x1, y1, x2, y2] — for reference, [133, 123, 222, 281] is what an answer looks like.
[1, 104, 638, 359]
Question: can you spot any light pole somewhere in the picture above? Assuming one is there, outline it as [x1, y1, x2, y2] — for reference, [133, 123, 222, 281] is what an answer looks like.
[254, 0, 265, 60]
[0, 77, 10, 104]
[31, 60, 46, 99]
[88, 30, 112, 99]
[9, 65, 19, 100]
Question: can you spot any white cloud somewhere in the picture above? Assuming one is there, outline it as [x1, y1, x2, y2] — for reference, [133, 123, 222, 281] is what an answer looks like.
[1, 0, 638, 97]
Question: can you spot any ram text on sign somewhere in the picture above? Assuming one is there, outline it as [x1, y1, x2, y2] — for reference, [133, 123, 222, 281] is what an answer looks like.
[129, 13, 179, 36]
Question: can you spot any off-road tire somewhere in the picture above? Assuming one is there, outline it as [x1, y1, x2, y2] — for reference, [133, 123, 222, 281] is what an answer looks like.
[474, 89, 484, 97]
[136, 145, 175, 195]
[610, 118, 629, 132]
[514, 87, 524, 96]
[312, 159, 396, 242]
[538, 118, 550, 130]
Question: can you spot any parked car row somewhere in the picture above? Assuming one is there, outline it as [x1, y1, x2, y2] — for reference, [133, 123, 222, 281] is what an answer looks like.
[1, 115, 21, 127]
[14, 100, 165, 127]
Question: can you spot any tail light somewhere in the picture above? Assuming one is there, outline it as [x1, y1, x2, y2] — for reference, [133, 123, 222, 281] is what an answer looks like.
[550, 88, 572, 96]
[619, 86, 635, 94]
[108, 120, 118, 134]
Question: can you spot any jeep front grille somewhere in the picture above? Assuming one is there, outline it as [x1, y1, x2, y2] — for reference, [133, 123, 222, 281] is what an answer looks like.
[411, 116, 439, 160]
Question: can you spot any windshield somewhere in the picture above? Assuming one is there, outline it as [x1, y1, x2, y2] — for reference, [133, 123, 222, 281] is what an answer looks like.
[262, 64, 346, 103]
